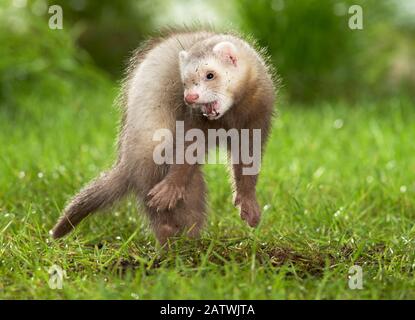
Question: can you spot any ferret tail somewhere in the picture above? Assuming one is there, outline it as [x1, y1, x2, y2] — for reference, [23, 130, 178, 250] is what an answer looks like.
[51, 165, 130, 239]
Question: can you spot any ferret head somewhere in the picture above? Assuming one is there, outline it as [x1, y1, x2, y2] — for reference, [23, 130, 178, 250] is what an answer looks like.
[179, 41, 245, 120]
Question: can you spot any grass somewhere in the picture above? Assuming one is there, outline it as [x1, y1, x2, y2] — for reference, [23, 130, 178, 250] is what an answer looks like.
[1, 73, 415, 299]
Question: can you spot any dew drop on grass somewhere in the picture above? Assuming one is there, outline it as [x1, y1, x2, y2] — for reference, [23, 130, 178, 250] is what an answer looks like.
[386, 160, 396, 170]
[333, 119, 344, 129]
[289, 161, 299, 173]
[313, 167, 325, 179]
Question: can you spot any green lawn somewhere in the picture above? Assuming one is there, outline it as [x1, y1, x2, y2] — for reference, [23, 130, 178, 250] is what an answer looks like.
[1, 75, 415, 299]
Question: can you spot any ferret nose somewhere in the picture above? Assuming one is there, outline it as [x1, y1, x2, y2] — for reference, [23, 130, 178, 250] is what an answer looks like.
[184, 93, 199, 104]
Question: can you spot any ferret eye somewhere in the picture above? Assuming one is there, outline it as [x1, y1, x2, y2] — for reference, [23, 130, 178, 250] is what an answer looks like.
[206, 72, 215, 80]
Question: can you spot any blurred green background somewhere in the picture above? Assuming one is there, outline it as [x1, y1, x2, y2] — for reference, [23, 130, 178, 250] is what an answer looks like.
[1, 0, 414, 106]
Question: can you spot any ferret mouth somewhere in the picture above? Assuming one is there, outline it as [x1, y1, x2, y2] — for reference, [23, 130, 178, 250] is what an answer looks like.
[199, 101, 220, 120]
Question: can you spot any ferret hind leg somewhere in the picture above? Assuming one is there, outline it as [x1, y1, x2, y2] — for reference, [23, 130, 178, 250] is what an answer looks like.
[145, 167, 207, 246]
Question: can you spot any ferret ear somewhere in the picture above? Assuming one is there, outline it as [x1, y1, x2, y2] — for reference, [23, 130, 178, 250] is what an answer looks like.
[213, 41, 238, 66]
[179, 50, 188, 64]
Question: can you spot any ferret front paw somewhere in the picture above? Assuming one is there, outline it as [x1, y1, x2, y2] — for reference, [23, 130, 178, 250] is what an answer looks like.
[238, 197, 261, 227]
[147, 179, 185, 211]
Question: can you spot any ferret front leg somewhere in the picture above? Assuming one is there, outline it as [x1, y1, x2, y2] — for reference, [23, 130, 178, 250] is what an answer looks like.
[147, 163, 197, 211]
[232, 163, 261, 227]
[231, 115, 271, 227]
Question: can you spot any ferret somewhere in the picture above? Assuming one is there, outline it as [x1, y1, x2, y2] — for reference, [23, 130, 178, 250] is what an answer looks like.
[52, 29, 276, 245]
